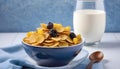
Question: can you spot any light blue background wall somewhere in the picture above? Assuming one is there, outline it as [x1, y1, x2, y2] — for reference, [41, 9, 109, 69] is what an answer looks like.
[0, 0, 120, 32]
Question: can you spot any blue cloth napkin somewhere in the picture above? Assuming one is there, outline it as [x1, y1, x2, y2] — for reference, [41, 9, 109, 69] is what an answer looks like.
[0, 44, 104, 69]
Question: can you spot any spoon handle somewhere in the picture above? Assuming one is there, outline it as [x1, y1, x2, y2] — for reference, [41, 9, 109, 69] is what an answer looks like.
[86, 61, 94, 69]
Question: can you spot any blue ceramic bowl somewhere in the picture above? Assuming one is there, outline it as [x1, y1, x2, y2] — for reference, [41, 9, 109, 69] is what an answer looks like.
[22, 37, 84, 67]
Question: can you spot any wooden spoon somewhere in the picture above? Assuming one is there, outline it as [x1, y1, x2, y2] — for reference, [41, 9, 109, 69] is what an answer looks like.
[86, 51, 104, 69]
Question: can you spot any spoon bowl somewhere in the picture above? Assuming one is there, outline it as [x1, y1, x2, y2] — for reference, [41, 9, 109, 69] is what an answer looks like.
[89, 51, 104, 63]
[86, 51, 104, 69]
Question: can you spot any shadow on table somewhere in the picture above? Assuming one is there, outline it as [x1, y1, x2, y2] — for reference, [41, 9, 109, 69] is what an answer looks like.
[102, 59, 109, 69]
[99, 41, 120, 49]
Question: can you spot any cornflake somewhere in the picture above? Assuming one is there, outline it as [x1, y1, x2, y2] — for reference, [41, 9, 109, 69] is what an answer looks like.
[23, 22, 82, 48]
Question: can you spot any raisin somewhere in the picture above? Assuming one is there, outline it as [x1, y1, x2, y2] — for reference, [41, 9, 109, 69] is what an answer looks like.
[47, 22, 53, 29]
[49, 29, 58, 37]
[69, 32, 76, 39]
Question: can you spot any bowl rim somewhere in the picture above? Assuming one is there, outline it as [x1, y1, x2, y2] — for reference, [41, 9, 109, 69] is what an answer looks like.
[22, 36, 85, 49]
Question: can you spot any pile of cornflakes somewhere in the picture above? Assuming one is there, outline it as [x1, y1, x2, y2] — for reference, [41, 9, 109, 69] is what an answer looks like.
[23, 22, 82, 48]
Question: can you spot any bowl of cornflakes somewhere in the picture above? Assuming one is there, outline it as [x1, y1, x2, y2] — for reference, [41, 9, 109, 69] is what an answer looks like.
[22, 22, 84, 67]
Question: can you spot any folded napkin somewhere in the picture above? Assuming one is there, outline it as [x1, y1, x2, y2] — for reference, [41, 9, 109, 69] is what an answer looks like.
[0, 44, 104, 69]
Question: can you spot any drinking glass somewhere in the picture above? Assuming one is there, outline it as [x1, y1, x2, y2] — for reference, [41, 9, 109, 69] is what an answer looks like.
[73, 0, 106, 46]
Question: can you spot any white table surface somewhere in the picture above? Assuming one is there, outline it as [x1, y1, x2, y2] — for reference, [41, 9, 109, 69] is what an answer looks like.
[0, 33, 120, 69]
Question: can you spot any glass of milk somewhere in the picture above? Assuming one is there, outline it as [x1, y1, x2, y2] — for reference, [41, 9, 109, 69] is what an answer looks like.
[73, 0, 106, 46]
